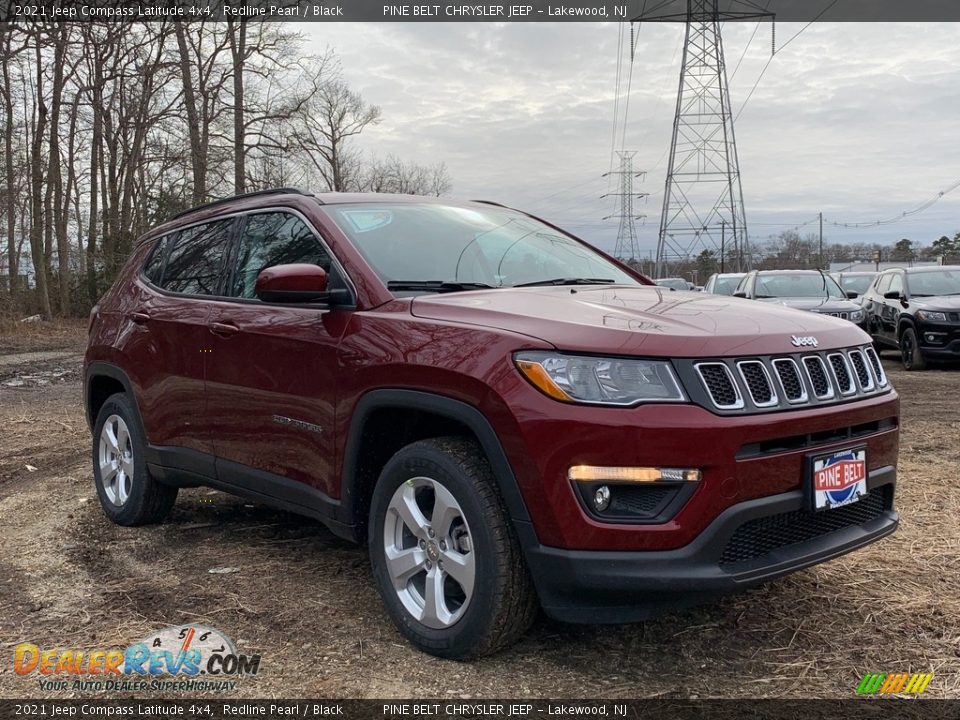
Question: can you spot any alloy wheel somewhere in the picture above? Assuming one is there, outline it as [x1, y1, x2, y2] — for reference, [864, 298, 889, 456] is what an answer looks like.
[382, 476, 476, 629]
[98, 414, 133, 506]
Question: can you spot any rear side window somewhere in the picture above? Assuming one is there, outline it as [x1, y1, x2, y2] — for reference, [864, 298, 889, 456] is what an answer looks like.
[874, 273, 891, 295]
[142, 235, 171, 285]
[229, 212, 333, 299]
[161, 220, 233, 295]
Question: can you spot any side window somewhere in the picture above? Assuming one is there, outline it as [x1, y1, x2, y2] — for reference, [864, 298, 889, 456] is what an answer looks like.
[161, 220, 233, 296]
[229, 212, 334, 299]
[887, 273, 903, 296]
[874, 273, 891, 295]
[142, 234, 172, 285]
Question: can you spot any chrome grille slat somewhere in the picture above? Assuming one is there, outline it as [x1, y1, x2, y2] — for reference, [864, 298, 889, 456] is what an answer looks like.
[864, 347, 887, 387]
[690, 346, 889, 412]
[694, 362, 744, 410]
[772, 358, 807, 403]
[827, 353, 856, 395]
[803, 355, 834, 399]
[736, 360, 778, 407]
[848, 349, 874, 391]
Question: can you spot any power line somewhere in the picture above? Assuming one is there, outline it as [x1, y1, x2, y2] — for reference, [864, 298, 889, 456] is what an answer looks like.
[828, 177, 960, 229]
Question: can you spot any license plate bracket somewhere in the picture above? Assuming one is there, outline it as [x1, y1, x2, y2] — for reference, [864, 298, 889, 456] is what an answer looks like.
[806, 446, 868, 512]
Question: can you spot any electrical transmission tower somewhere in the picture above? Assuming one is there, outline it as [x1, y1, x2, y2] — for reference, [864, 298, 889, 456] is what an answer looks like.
[636, 0, 772, 277]
[602, 151, 648, 262]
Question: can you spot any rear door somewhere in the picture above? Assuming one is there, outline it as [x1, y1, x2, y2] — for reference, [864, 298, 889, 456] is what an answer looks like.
[126, 220, 234, 465]
[204, 210, 352, 501]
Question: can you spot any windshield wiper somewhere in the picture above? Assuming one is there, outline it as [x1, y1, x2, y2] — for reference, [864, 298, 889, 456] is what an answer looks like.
[387, 280, 495, 293]
[513, 277, 616, 287]
[754, 294, 778, 299]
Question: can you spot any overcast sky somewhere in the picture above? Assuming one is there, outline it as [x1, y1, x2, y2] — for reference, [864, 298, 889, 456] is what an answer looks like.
[303, 22, 960, 257]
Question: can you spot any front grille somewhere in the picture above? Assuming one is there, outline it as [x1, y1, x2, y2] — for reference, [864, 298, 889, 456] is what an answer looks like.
[848, 350, 873, 391]
[803, 356, 833, 398]
[864, 347, 887, 387]
[828, 353, 855, 395]
[772, 358, 806, 403]
[737, 361, 776, 406]
[719, 488, 889, 566]
[695, 363, 743, 409]
[687, 345, 888, 413]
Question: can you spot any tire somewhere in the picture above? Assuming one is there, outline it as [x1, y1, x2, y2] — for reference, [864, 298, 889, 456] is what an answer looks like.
[899, 326, 927, 371]
[92, 393, 177, 526]
[368, 437, 537, 659]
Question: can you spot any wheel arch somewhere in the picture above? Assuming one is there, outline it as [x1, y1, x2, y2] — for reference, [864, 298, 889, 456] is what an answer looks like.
[339, 389, 534, 545]
[84, 362, 142, 433]
[897, 315, 918, 340]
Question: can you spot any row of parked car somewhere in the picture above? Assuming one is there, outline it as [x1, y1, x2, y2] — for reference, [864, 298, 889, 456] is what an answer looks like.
[656, 267, 960, 371]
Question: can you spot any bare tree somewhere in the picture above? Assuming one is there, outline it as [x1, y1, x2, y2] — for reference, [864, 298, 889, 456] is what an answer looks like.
[296, 78, 380, 192]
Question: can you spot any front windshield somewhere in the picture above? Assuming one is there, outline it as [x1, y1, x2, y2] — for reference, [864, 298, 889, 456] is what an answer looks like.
[322, 203, 639, 291]
[713, 276, 744, 295]
[839, 275, 875, 295]
[656, 278, 688, 290]
[909, 269, 960, 297]
[755, 273, 846, 299]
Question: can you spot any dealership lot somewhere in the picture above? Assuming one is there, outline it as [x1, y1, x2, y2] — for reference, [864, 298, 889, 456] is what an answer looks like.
[0, 326, 957, 698]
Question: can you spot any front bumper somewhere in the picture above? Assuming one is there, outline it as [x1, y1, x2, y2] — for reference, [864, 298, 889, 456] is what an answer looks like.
[524, 465, 897, 623]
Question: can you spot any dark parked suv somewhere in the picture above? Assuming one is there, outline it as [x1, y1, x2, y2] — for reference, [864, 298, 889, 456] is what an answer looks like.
[84, 189, 900, 658]
[860, 265, 960, 370]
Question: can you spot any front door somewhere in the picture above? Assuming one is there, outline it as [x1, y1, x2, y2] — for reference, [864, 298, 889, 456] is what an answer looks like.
[204, 210, 351, 501]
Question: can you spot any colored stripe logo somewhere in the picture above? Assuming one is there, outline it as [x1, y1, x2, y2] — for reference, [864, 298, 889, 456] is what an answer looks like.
[857, 672, 933, 695]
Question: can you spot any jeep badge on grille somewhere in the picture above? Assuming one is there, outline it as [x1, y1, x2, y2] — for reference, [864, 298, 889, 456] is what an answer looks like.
[791, 335, 819, 348]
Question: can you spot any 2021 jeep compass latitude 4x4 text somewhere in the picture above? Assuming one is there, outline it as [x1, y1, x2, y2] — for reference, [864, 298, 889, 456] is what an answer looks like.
[84, 189, 899, 658]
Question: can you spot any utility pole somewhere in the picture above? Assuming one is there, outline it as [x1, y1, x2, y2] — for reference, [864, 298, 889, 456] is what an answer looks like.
[602, 151, 648, 263]
[819, 211, 823, 269]
[720, 220, 726, 273]
[637, 0, 772, 278]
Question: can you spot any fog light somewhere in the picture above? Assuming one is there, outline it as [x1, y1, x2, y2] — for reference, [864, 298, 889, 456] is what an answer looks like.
[925, 333, 942, 343]
[593, 485, 611, 512]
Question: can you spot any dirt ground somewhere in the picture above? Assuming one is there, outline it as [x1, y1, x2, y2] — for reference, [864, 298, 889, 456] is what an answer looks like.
[0, 321, 957, 699]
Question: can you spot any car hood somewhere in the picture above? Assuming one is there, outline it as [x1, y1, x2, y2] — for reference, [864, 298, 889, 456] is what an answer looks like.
[756, 297, 862, 312]
[913, 295, 960, 310]
[410, 285, 868, 357]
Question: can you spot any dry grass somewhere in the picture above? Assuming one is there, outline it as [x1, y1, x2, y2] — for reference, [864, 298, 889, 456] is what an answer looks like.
[0, 350, 957, 699]
[0, 317, 88, 354]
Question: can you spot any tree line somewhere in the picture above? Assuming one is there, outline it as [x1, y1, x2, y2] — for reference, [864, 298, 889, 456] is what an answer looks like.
[0, 21, 451, 320]
[659, 230, 960, 283]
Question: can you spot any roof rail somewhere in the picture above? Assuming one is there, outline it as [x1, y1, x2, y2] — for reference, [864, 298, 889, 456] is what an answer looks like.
[169, 187, 315, 221]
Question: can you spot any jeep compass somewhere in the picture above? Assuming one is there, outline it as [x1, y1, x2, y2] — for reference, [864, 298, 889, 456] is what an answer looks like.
[84, 189, 900, 658]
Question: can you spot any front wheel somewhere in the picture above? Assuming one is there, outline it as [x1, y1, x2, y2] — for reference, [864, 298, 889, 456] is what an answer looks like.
[368, 437, 537, 659]
[899, 326, 927, 371]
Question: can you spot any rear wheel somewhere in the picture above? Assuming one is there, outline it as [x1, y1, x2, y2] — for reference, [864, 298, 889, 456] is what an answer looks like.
[899, 326, 927, 371]
[92, 393, 177, 525]
[368, 437, 537, 659]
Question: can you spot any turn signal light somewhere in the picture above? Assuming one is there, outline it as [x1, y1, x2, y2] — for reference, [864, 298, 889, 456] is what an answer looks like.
[568, 465, 702, 483]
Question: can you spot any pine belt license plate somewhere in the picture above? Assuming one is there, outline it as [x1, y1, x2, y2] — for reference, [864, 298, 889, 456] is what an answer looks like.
[809, 446, 868, 511]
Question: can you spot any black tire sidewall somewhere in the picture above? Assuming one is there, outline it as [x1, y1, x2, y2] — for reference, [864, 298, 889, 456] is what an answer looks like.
[91, 394, 154, 525]
[900, 327, 925, 371]
[368, 443, 507, 658]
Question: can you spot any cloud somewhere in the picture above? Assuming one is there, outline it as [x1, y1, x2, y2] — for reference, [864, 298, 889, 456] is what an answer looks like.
[303, 22, 960, 254]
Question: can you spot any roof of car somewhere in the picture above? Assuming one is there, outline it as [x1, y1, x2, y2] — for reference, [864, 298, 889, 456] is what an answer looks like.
[837, 271, 876, 276]
[900, 265, 960, 273]
[755, 269, 830, 275]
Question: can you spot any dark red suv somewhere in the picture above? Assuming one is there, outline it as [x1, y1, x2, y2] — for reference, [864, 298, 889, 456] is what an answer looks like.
[84, 189, 900, 658]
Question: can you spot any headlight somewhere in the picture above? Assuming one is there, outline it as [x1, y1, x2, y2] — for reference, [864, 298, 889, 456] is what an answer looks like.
[514, 351, 686, 405]
[917, 310, 948, 322]
[849, 309, 864, 322]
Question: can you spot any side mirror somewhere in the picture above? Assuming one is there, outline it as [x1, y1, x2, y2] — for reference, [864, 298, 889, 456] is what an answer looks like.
[846, 290, 859, 299]
[883, 290, 903, 300]
[732, 291, 748, 298]
[255, 264, 337, 304]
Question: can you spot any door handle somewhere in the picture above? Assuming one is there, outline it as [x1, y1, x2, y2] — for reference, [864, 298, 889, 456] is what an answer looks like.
[130, 312, 150, 325]
[210, 322, 240, 337]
